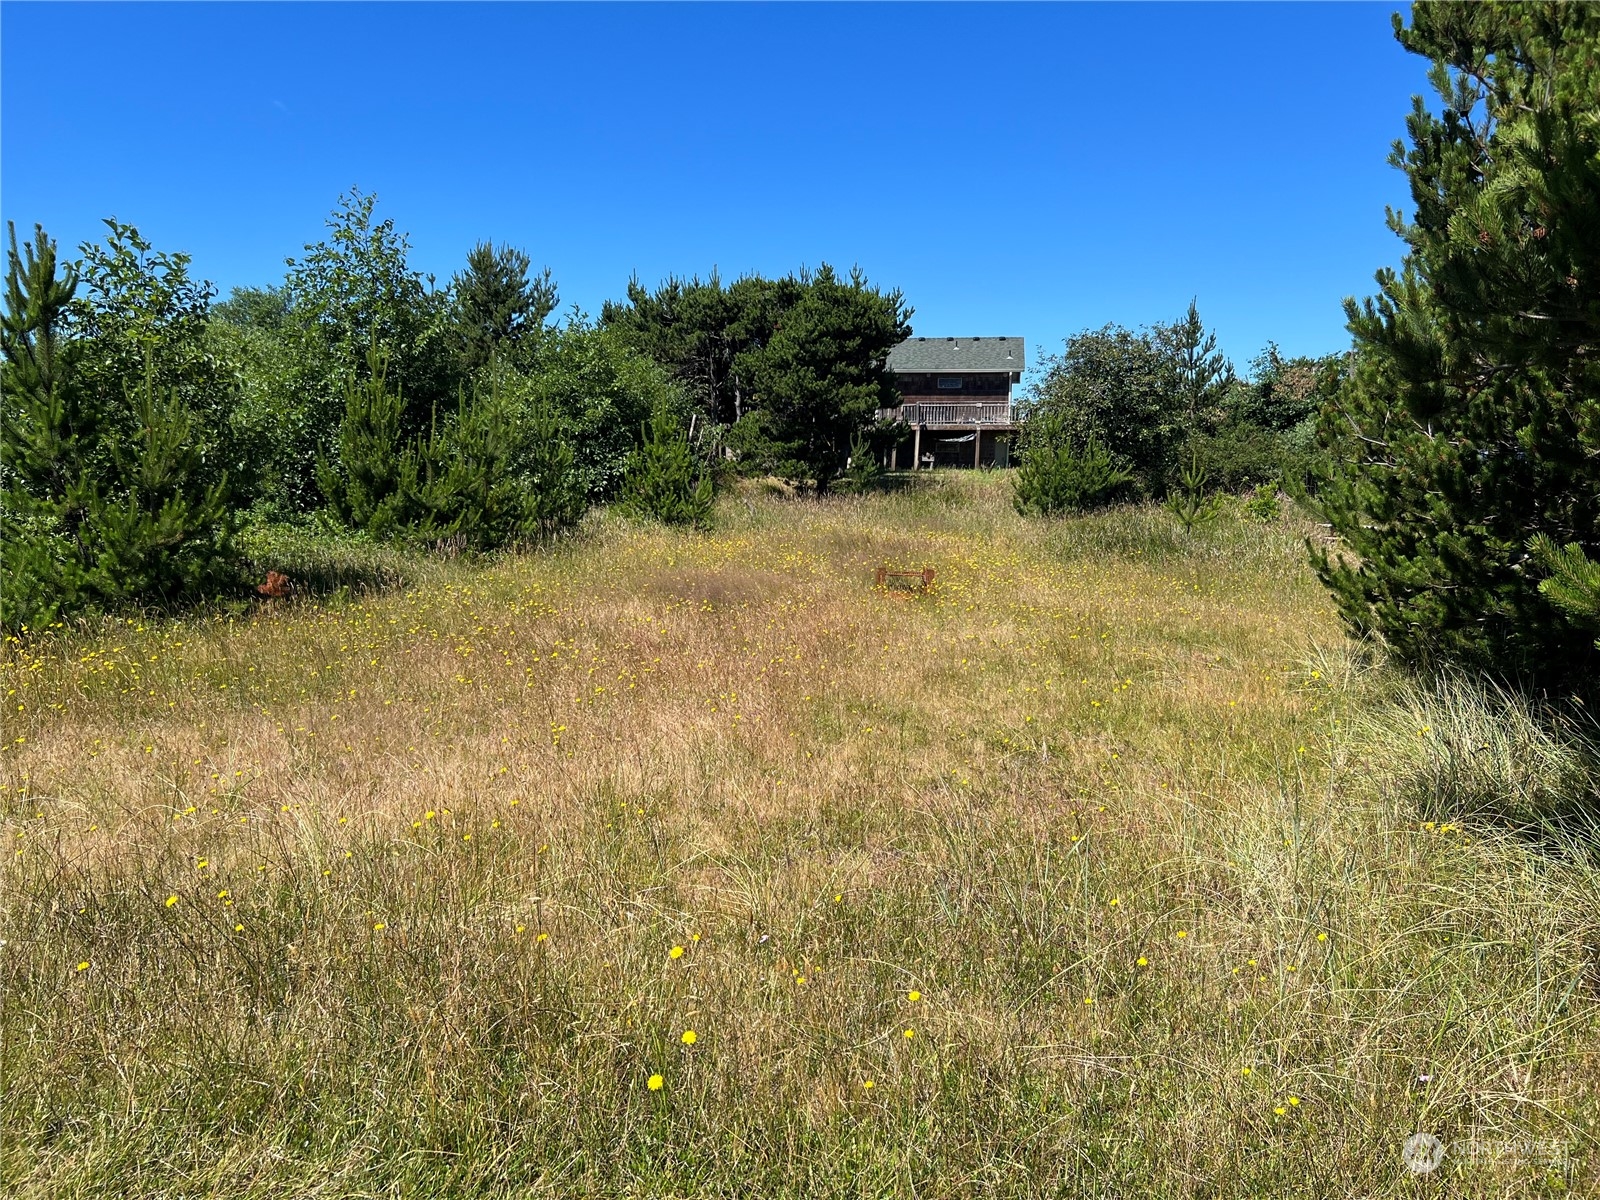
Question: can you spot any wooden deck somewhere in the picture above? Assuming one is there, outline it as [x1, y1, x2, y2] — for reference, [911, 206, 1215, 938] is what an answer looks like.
[876, 402, 1019, 469]
[879, 401, 1017, 430]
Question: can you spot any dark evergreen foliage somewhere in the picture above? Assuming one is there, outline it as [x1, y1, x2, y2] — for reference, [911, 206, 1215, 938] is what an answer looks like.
[447, 241, 557, 379]
[1159, 298, 1233, 436]
[2, 223, 235, 629]
[837, 430, 883, 495]
[735, 265, 909, 492]
[602, 265, 908, 490]
[1528, 535, 1600, 651]
[1012, 412, 1135, 517]
[1312, 2, 1600, 688]
[318, 348, 586, 551]
[601, 273, 802, 428]
[618, 408, 714, 528]
[317, 345, 410, 537]
[408, 372, 585, 550]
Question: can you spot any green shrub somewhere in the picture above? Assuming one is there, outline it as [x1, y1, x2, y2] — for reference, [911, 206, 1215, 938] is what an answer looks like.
[316, 345, 410, 537]
[412, 375, 586, 549]
[618, 408, 713, 528]
[1012, 416, 1134, 517]
[318, 351, 586, 551]
[2, 224, 236, 630]
[512, 323, 682, 502]
[1163, 448, 1223, 535]
[835, 431, 882, 495]
[1244, 483, 1282, 522]
[1189, 423, 1298, 492]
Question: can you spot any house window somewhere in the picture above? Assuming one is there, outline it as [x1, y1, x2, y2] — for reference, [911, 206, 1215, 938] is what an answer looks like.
[937, 377, 963, 390]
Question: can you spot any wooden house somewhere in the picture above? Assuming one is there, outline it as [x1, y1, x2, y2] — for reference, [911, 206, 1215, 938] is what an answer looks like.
[879, 336, 1026, 469]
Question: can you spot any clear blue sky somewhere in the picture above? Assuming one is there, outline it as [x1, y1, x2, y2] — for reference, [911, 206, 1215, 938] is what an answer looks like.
[2, 2, 1425, 374]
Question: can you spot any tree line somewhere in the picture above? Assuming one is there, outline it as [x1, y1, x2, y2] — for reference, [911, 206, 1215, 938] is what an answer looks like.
[1012, 300, 1344, 516]
[1, 192, 909, 630]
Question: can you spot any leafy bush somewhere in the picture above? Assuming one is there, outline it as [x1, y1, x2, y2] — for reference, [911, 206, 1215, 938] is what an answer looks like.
[1190, 423, 1299, 492]
[618, 408, 714, 528]
[1012, 415, 1134, 517]
[68, 219, 245, 497]
[260, 191, 453, 513]
[1021, 325, 1181, 497]
[512, 323, 681, 501]
[1243, 483, 1282, 522]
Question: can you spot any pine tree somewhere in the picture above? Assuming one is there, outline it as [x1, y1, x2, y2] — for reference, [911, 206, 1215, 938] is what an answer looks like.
[2, 223, 91, 625]
[1313, 3, 1600, 689]
[81, 357, 235, 608]
[317, 345, 410, 538]
[1159, 298, 1231, 436]
[410, 371, 583, 550]
[1528, 535, 1600, 650]
[737, 265, 909, 492]
[317, 349, 587, 550]
[448, 241, 557, 379]
[619, 408, 713, 528]
[1012, 412, 1135, 517]
[3, 223, 234, 628]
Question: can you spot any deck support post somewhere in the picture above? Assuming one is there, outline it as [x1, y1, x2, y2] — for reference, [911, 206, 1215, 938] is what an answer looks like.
[974, 431, 982, 469]
[913, 424, 922, 470]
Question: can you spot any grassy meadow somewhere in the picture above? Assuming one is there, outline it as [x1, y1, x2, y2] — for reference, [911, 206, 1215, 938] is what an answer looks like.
[3, 473, 1596, 1197]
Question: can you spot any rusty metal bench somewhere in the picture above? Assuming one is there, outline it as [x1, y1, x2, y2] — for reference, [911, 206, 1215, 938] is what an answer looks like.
[875, 566, 936, 591]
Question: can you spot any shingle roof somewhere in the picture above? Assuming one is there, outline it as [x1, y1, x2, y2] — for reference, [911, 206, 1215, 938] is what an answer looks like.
[887, 336, 1025, 374]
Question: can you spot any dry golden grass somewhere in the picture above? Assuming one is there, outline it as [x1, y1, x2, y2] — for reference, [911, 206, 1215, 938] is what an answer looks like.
[3, 473, 1596, 1197]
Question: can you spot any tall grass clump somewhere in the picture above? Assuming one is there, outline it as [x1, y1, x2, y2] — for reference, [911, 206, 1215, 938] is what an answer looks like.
[1354, 671, 1600, 827]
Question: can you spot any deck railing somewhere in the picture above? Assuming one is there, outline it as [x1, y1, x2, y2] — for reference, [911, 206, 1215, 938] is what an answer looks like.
[879, 401, 1014, 426]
